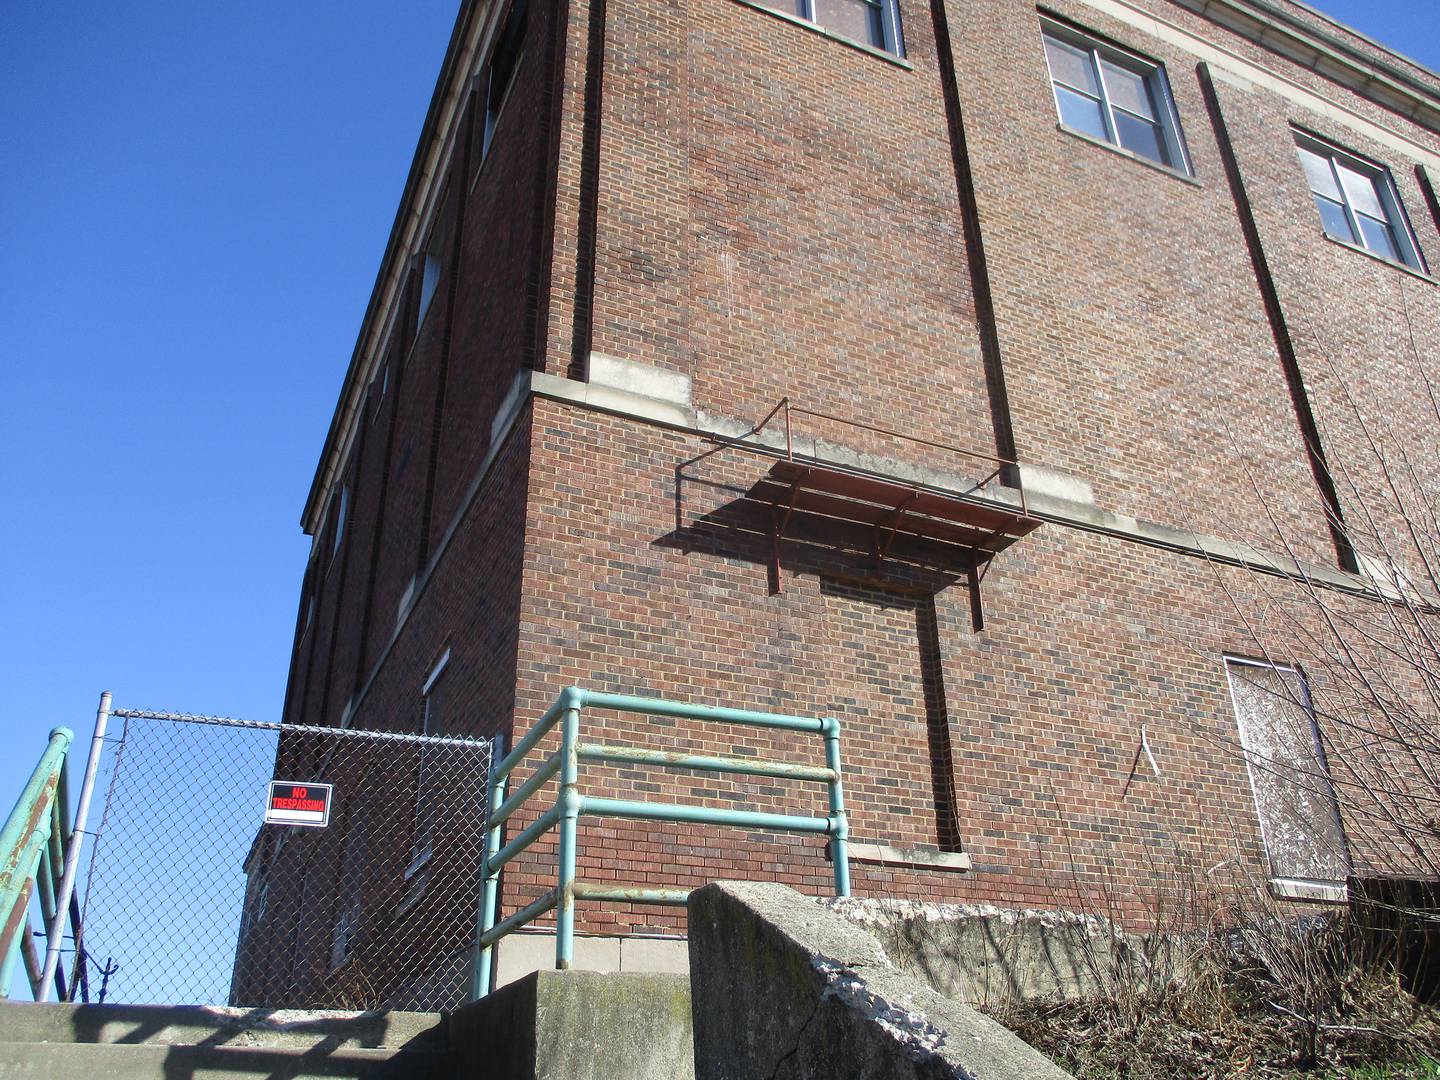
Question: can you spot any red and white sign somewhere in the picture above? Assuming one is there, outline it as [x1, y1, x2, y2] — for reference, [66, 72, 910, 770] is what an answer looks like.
[265, 781, 333, 827]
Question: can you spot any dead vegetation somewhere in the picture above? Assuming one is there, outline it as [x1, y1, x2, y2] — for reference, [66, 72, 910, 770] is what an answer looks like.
[982, 875, 1440, 1079]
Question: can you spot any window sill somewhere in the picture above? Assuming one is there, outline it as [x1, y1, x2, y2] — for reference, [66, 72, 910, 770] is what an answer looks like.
[1269, 877, 1347, 904]
[1320, 231, 1436, 284]
[845, 840, 972, 873]
[1056, 123, 1201, 187]
[730, 0, 912, 70]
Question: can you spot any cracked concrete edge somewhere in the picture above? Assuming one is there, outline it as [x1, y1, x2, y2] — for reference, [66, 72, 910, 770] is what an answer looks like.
[689, 881, 1075, 1080]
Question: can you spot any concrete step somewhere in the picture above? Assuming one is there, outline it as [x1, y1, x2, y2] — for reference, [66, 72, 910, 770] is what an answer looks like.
[0, 1000, 444, 1051]
[0, 1040, 454, 1079]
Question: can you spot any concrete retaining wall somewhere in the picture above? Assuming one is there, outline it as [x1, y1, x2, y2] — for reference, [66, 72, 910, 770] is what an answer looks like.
[689, 881, 1075, 1080]
[825, 896, 1156, 1006]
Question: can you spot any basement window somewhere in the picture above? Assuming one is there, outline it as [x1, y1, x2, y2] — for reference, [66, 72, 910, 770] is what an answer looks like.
[1041, 20, 1191, 174]
[1294, 133, 1425, 271]
[1224, 657, 1350, 900]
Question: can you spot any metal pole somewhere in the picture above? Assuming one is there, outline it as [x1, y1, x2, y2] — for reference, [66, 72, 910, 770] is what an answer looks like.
[554, 697, 582, 970]
[822, 718, 851, 897]
[39, 692, 111, 1003]
[472, 769, 508, 1000]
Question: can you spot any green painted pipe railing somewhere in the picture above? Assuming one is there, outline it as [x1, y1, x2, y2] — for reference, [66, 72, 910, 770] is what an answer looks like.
[470, 687, 849, 998]
[0, 728, 74, 999]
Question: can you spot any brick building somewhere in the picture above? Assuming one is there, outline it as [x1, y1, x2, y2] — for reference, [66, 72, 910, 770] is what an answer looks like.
[234, 0, 1440, 1007]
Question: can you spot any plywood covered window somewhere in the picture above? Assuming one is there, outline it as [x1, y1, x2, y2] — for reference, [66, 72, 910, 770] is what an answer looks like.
[1225, 657, 1350, 899]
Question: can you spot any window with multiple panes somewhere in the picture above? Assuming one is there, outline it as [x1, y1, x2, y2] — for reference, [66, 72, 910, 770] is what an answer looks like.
[1224, 657, 1350, 895]
[1294, 133, 1425, 270]
[1041, 21, 1190, 173]
[776, 0, 904, 56]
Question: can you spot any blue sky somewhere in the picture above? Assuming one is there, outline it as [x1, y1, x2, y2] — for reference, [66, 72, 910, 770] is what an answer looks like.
[1, 4, 457, 777]
[0, 0, 1435, 993]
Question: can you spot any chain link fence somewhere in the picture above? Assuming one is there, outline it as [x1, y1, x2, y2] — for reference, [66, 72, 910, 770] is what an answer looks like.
[78, 709, 493, 1011]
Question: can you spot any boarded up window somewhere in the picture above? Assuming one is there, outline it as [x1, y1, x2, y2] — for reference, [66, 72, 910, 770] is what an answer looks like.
[1225, 658, 1349, 885]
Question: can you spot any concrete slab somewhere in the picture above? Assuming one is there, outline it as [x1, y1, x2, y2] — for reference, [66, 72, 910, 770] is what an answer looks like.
[0, 1001, 444, 1050]
[0, 1041, 450, 1079]
[588, 352, 693, 408]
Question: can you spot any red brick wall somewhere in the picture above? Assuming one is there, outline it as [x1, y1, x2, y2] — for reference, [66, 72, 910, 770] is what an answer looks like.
[275, 0, 1440, 958]
[575, 0, 1001, 466]
[498, 401, 1277, 933]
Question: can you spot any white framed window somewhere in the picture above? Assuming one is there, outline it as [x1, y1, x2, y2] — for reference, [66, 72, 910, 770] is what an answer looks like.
[1294, 133, 1425, 271]
[774, 0, 904, 56]
[1224, 657, 1350, 900]
[1041, 20, 1190, 174]
[481, 0, 529, 161]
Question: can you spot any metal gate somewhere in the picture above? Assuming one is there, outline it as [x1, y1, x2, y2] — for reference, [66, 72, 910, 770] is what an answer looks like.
[76, 707, 493, 1010]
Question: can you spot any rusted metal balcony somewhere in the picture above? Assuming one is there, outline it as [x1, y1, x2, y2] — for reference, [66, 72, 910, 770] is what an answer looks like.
[697, 399, 1042, 627]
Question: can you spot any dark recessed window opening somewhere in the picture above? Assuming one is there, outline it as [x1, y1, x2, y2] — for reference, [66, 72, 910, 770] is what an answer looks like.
[483, 0, 529, 159]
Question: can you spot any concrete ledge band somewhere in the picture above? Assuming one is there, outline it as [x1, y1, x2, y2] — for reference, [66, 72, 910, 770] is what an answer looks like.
[524, 357, 1392, 603]
[345, 351, 1405, 734]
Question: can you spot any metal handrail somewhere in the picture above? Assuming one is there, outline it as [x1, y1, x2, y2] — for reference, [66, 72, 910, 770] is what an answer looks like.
[1, 692, 114, 1004]
[471, 687, 850, 998]
[0, 726, 73, 999]
[777, 398, 1029, 518]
